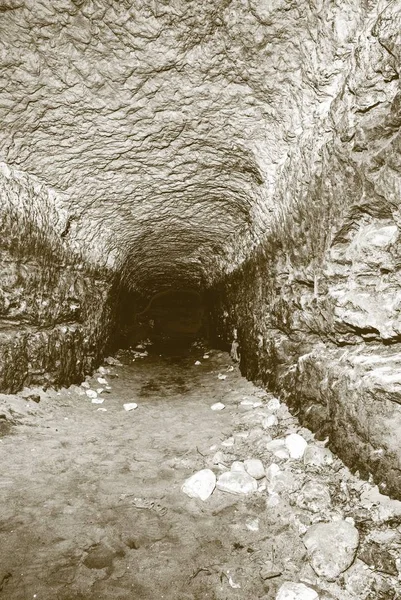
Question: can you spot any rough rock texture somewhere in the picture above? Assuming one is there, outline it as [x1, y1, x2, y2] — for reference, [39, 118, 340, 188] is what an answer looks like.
[206, 2, 401, 497]
[0, 163, 119, 391]
[1, 1, 401, 493]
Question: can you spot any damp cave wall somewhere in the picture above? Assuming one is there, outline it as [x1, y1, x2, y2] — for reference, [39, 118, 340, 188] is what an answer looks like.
[207, 3, 401, 499]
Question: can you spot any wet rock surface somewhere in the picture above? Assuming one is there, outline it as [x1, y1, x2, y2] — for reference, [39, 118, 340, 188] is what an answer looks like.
[1, 345, 401, 599]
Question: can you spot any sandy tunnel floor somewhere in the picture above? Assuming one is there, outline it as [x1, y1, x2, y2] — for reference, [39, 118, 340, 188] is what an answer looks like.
[1, 342, 401, 600]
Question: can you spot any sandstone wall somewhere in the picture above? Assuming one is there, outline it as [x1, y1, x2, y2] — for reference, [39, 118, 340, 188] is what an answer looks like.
[208, 2, 401, 498]
[0, 163, 119, 392]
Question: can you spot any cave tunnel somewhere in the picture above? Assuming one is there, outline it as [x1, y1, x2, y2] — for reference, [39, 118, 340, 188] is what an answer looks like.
[1, 1, 401, 598]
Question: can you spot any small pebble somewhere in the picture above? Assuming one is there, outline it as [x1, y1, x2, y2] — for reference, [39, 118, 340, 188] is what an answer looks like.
[182, 469, 216, 501]
[262, 414, 278, 428]
[123, 403, 138, 411]
[91, 398, 104, 404]
[244, 458, 265, 480]
[231, 461, 246, 472]
[276, 581, 319, 600]
[221, 437, 234, 447]
[246, 518, 259, 532]
[86, 390, 97, 399]
[217, 373, 227, 380]
[285, 433, 308, 459]
[194, 361, 201, 366]
[266, 397, 280, 411]
[211, 402, 225, 411]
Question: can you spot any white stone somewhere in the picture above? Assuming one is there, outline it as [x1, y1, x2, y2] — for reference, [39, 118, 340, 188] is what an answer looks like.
[285, 433, 308, 459]
[217, 373, 227, 380]
[212, 451, 226, 465]
[203, 354, 210, 359]
[211, 402, 225, 411]
[81, 381, 90, 389]
[221, 436, 234, 447]
[231, 461, 246, 472]
[216, 471, 258, 495]
[97, 377, 108, 384]
[266, 398, 281, 411]
[266, 438, 286, 452]
[274, 448, 290, 459]
[240, 397, 254, 406]
[244, 458, 265, 479]
[276, 581, 319, 600]
[303, 445, 334, 467]
[265, 463, 281, 481]
[85, 389, 97, 399]
[91, 398, 104, 404]
[246, 518, 259, 532]
[303, 520, 359, 581]
[123, 403, 138, 411]
[194, 360, 201, 365]
[262, 414, 278, 428]
[181, 469, 216, 501]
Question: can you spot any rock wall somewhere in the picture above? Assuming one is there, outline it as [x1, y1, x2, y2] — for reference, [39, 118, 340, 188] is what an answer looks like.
[0, 163, 119, 392]
[208, 2, 401, 499]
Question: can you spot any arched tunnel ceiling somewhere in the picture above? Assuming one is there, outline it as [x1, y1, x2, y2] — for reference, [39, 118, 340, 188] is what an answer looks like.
[0, 0, 364, 293]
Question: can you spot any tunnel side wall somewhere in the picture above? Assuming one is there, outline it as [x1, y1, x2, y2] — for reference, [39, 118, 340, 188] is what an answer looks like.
[208, 7, 401, 497]
[0, 165, 118, 392]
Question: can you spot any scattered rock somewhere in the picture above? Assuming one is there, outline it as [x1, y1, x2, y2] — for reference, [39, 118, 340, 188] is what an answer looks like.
[303, 520, 359, 581]
[212, 451, 226, 465]
[86, 389, 98, 399]
[244, 458, 265, 479]
[181, 469, 216, 501]
[97, 377, 108, 385]
[266, 439, 286, 453]
[296, 481, 331, 513]
[265, 463, 281, 482]
[276, 581, 319, 600]
[105, 357, 123, 366]
[231, 461, 246, 472]
[217, 471, 258, 495]
[266, 398, 281, 411]
[262, 414, 278, 428]
[303, 445, 333, 468]
[123, 403, 138, 411]
[246, 518, 259, 531]
[217, 373, 227, 380]
[260, 560, 282, 580]
[211, 402, 225, 411]
[221, 436, 235, 447]
[194, 361, 201, 366]
[91, 398, 104, 404]
[285, 433, 308, 459]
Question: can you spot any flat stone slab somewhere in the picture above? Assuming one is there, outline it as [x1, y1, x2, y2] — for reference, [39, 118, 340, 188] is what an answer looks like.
[216, 471, 258, 495]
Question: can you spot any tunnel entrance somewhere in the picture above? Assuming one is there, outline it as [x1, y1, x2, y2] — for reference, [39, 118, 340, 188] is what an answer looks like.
[117, 288, 208, 354]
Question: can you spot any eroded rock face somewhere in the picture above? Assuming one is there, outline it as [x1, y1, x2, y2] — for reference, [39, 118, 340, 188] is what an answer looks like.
[205, 3, 401, 496]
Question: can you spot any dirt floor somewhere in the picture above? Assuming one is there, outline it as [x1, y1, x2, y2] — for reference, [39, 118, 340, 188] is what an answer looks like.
[1, 341, 401, 600]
